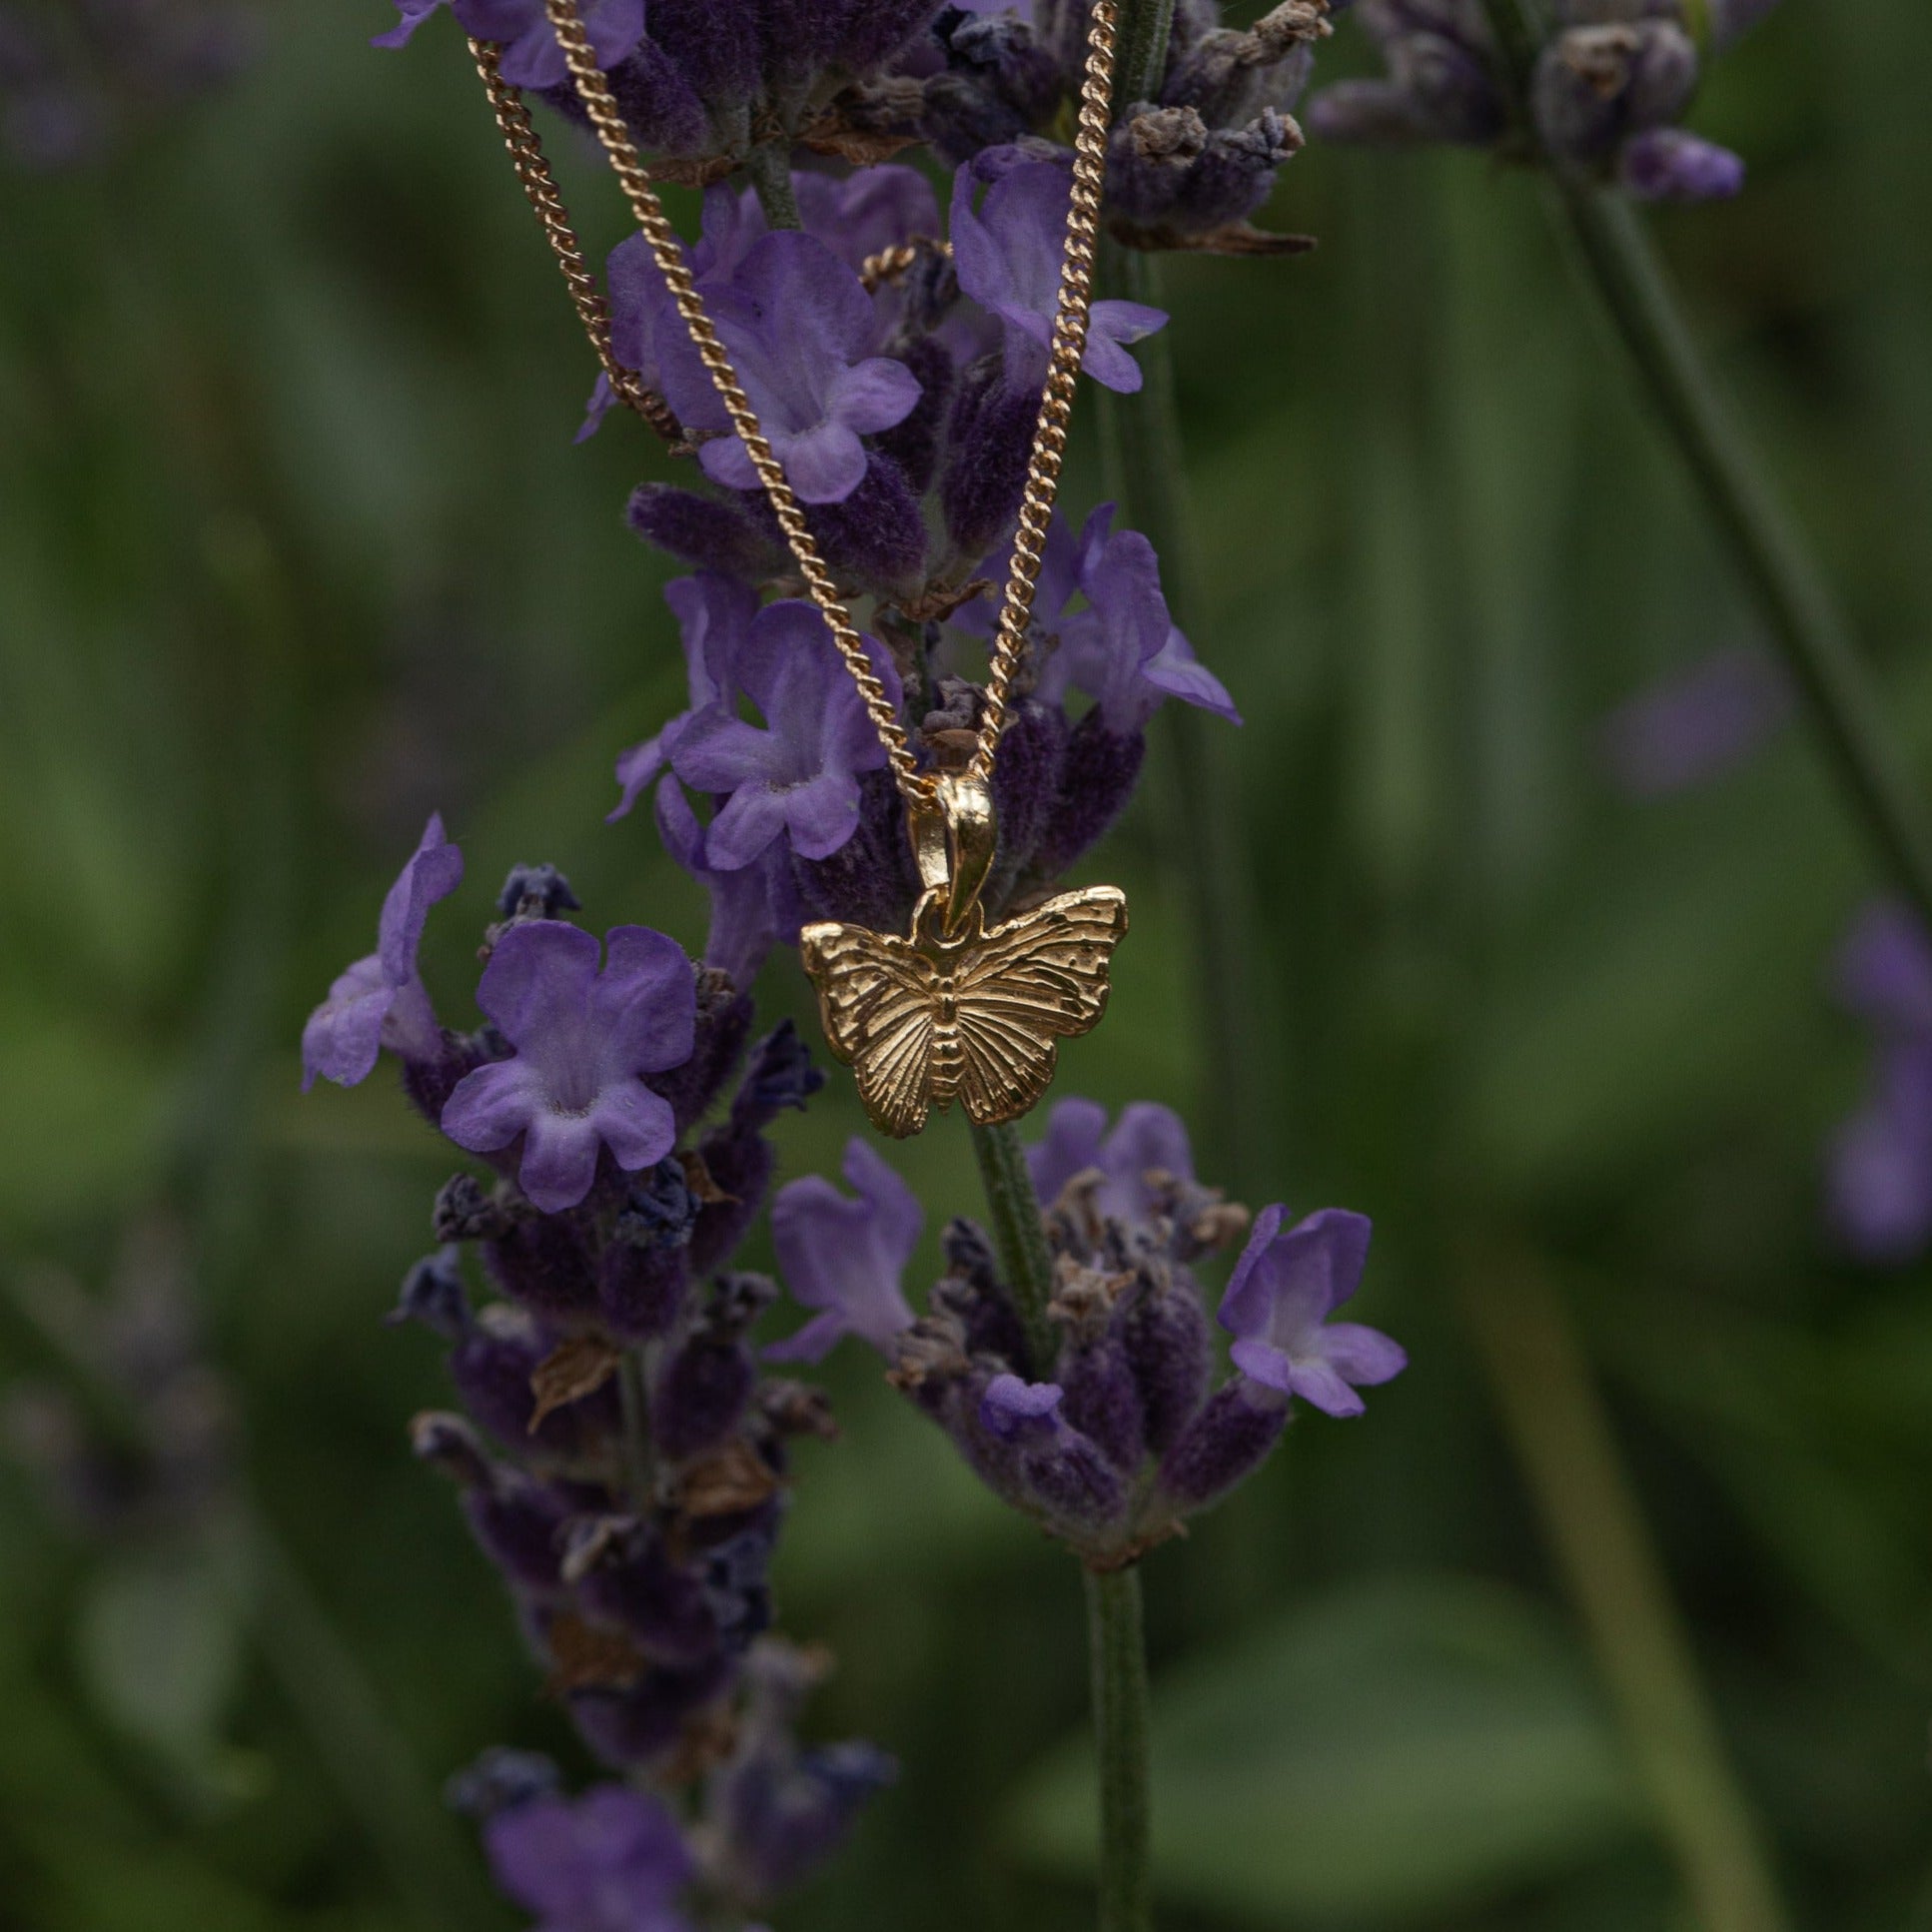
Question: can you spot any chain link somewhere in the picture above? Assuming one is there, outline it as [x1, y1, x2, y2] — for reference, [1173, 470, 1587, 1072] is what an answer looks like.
[530, 0, 1121, 809]
[469, 39, 684, 448]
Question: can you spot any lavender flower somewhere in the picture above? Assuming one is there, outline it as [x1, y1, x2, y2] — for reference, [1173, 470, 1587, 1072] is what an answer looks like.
[951, 152, 1168, 393]
[440, 922, 696, 1213]
[652, 777, 798, 991]
[1599, 645, 1790, 798]
[667, 602, 890, 869]
[483, 1784, 695, 1932]
[1828, 903, 1932, 1264]
[653, 233, 923, 504]
[768, 1139, 921, 1362]
[1218, 1205, 1408, 1418]
[302, 814, 463, 1090]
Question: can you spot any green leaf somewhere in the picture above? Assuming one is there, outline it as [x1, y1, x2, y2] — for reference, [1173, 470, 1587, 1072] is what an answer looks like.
[1006, 1573, 1641, 1923]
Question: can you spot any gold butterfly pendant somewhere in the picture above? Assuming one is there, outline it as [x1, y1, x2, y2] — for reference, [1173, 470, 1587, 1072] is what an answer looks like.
[798, 774, 1129, 1139]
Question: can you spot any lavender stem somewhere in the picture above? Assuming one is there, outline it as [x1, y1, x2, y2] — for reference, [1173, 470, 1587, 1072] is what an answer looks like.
[745, 138, 802, 231]
[969, 1120, 1060, 1375]
[1086, 1563, 1155, 1932]
[1480, 0, 1932, 932]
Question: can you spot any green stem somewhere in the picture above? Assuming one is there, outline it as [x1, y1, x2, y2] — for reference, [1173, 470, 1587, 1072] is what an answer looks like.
[1461, 1249, 1793, 1932]
[744, 139, 802, 231]
[969, 1120, 1059, 1374]
[1554, 183, 1932, 931]
[1098, 242, 1278, 1191]
[1115, 0, 1177, 106]
[1477, 0, 1932, 933]
[1084, 1565, 1155, 1932]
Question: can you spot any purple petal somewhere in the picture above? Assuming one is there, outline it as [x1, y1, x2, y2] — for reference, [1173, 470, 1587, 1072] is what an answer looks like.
[301, 955, 393, 1091]
[474, 921, 602, 1046]
[1285, 1355, 1368, 1419]
[777, 770, 864, 862]
[372, 0, 444, 49]
[1318, 1322, 1410, 1388]
[585, 1080, 678, 1175]
[670, 709, 798, 793]
[845, 1139, 923, 1258]
[1828, 1039, 1932, 1264]
[981, 1374, 1065, 1440]
[1027, 1096, 1111, 1204]
[377, 813, 465, 986]
[441, 1057, 545, 1155]
[770, 419, 869, 504]
[516, 1109, 606, 1214]
[761, 1308, 850, 1366]
[830, 356, 925, 437]
[702, 783, 796, 871]
[591, 926, 696, 1074]
[1145, 626, 1242, 724]
[609, 715, 690, 824]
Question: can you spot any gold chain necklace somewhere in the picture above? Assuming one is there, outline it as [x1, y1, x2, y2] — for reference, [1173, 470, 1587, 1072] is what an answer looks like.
[472, 0, 1131, 1140]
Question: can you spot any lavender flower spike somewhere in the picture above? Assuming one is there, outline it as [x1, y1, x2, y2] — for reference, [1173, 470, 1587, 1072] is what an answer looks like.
[951, 153, 1168, 395]
[654, 233, 922, 505]
[302, 813, 463, 1090]
[441, 923, 696, 1214]
[768, 1140, 921, 1362]
[1219, 1206, 1407, 1418]
[670, 602, 889, 870]
[483, 1783, 695, 1932]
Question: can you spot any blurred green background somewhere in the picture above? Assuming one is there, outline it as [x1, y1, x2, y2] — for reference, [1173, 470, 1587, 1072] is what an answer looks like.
[3, 2, 1930, 1928]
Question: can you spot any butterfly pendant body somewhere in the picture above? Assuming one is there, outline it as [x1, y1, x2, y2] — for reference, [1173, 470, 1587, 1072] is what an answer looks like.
[800, 884, 1130, 1139]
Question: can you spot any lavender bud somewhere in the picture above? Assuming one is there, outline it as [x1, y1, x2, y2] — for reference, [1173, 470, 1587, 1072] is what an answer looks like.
[1531, 23, 1697, 161]
[641, 0, 759, 111]
[1028, 712, 1147, 886]
[433, 1171, 511, 1244]
[933, 1217, 1030, 1363]
[732, 1021, 825, 1129]
[1157, 1376, 1289, 1512]
[450, 1305, 621, 1462]
[987, 697, 1071, 908]
[446, 1747, 561, 1820]
[483, 1215, 599, 1321]
[600, 39, 709, 155]
[626, 483, 782, 578]
[651, 1275, 775, 1460]
[802, 454, 929, 593]
[495, 863, 581, 922]
[941, 356, 1039, 559]
[1121, 1271, 1214, 1454]
[1619, 125, 1744, 200]
[870, 335, 956, 495]
[570, 1522, 720, 1663]
[569, 1652, 736, 1768]
[653, 975, 754, 1133]
[389, 1247, 472, 1341]
[1056, 1334, 1147, 1474]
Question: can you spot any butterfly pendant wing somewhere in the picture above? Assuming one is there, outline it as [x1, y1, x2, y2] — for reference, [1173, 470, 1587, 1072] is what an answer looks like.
[800, 885, 1129, 1139]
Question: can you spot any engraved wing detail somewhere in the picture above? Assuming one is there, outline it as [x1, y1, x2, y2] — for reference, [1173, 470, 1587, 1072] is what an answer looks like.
[800, 886, 1129, 1140]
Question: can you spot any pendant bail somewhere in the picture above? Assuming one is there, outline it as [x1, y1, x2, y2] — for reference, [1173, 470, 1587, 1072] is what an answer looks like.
[909, 772, 997, 939]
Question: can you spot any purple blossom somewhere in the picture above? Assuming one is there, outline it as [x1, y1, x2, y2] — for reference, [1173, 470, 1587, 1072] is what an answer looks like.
[302, 814, 463, 1090]
[1828, 904, 1932, 1263]
[375, 0, 644, 89]
[668, 601, 890, 869]
[1599, 645, 1789, 798]
[609, 574, 760, 823]
[483, 1784, 694, 1932]
[768, 1139, 921, 1362]
[652, 777, 798, 992]
[965, 506, 1239, 730]
[441, 923, 696, 1214]
[1218, 1206, 1407, 1418]
[653, 233, 922, 504]
[1027, 1097, 1193, 1226]
[950, 152, 1167, 395]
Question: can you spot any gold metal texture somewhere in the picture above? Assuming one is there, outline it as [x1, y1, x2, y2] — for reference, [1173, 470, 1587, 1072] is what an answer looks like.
[800, 885, 1130, 1139]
